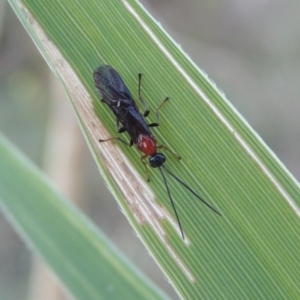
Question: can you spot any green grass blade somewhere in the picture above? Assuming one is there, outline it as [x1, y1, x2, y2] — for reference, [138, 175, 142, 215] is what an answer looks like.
[0, 133, 169, 300]
[8, 0, 300, 299]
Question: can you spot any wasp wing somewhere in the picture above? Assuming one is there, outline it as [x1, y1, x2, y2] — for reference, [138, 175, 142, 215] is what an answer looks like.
[93, 65, 132, 104]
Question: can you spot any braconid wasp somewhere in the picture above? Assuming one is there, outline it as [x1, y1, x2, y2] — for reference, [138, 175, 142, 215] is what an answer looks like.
[93, 65, 221, 239]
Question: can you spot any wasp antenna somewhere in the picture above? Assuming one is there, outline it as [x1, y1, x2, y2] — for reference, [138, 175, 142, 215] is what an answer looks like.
[159, 167, 185, 240]
[162, 165, 222, 216]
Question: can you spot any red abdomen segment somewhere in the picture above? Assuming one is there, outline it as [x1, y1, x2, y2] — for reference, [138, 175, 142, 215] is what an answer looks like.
[137, 134, 157, 156]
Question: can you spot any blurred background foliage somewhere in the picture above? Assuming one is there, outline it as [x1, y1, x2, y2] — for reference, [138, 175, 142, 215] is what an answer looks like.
[0, 0, 299, 299]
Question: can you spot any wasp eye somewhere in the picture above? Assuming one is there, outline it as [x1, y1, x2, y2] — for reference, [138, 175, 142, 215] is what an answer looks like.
[149, 153, 166, 168]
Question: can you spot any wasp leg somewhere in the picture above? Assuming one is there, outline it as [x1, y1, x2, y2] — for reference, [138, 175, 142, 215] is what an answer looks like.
[116, 118, 126, 133]
[138, 73, 150, 117]
[99, 137, 133, 147]
[157, 144, 181, 160]
[117, 128, 126, 133]
[148, 97, 169, 127]
[141, 154, 151, 182]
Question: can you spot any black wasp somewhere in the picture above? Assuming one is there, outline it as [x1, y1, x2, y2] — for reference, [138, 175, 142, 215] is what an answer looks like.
[93, 65, 221, 239]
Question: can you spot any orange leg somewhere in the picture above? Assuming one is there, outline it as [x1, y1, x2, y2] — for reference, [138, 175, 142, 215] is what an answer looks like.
[140, 154, 151, 182]
[157, 144, 181, 160]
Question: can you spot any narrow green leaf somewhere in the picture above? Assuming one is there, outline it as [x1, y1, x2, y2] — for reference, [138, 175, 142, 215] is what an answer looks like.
[0, 134, 169, 300]
[8, 0, 300, 299]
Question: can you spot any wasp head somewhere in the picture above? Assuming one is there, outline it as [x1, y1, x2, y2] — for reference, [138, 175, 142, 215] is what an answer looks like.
[149, 153, 166, 168]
